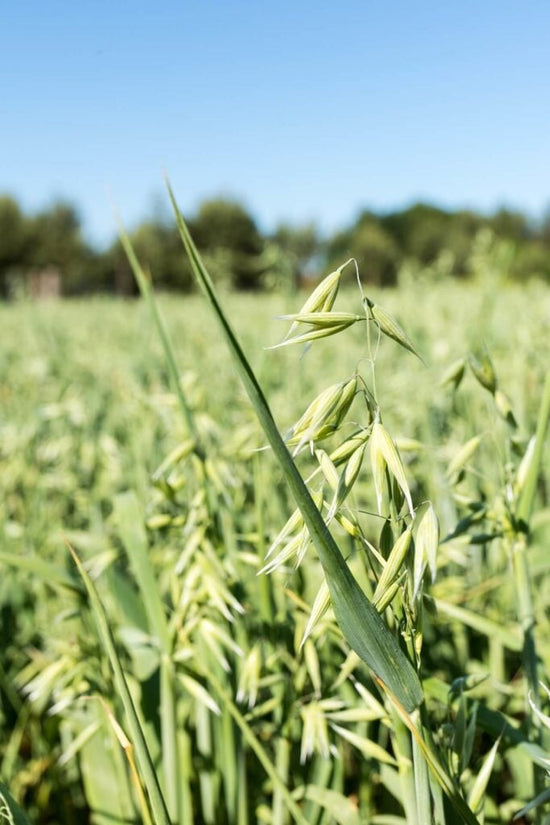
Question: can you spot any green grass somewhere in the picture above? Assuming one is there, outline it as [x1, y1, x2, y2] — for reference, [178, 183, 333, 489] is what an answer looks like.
[1, 258, 549, 824]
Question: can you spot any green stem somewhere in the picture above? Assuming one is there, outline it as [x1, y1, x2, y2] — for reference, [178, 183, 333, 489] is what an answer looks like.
[303, 754, 332, 825]
[516, 371, 550, 530]
[119, 217, 224, 546]
[160, 656, 180, 823]
[118, 223, 199, 443]
[254, 453, 274, 625]
[511, 534, 544, 822]
[390, 709, 419, 825]
[272, 737, 291, 825]
[237, 747, 249, 825]
[512, 535, 539, 708]
[204, 667, 310, 825]
[513, 371, 550, 824]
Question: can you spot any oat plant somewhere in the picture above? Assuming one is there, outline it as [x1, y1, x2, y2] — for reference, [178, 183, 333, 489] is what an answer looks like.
[167, 180, 502, 824]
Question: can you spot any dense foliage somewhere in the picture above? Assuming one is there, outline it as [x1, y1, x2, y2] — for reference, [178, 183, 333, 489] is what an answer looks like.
[1, 192, 550, 298]
[1, 239, 549, 822]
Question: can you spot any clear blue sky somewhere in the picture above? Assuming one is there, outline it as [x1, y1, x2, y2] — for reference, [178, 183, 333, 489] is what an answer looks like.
[2, 1, 549, 247]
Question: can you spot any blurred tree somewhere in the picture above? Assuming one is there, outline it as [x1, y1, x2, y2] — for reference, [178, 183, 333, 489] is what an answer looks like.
[352, 215, 400, 286]
[0, 196, 29, 297]
[490, 208, 530, 242]
[442, 210, 485, 275]
[325, 227, 353, 271]
[99, 221, 194, 295]
[193, 198, 266, 290]
[270, 222, 320, 291]
[326, 211, 399, 286]
[539, 207, 550, 244]
[92, 240, 135, 295]
[2, 191, 550, 299]
[26, 201, 90, 293]
[131, 221, 193, 292]
[381, 203, 452, 264]
[512, 241, 550, 281]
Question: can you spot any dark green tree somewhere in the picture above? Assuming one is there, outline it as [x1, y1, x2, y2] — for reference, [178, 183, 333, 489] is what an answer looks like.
[26, 201, 90, 293]
[326, 211, 399, 286]
[99, 221, 194, 296]
[0, 196, 29, 297]
[512, 241, 550, 281]
[490, 208, 530, 242]
[381, 203, 452, 264]
[269, 222, 321, 291]
[441, 210, 485, 275]
[192, 198, 266, 290]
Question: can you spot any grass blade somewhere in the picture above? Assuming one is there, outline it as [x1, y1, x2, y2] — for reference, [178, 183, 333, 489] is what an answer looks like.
[467, 736, 500, 815]
[117, 217, 199, 443]
[65, 540, 171, 825]
[0, 781, 33, 825]
[302, 786, 361, 825]
[516, 371, 550, 529]
[114, 492, 171, 651]
[0, 550, 83, 595]
[114, 492, 181, 822]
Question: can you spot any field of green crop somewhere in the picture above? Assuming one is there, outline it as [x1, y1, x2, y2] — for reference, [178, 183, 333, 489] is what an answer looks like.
[1, 242, 550, 824]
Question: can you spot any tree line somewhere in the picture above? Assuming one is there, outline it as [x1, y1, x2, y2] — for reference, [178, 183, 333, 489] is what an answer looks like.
[1, 193, 549, 298]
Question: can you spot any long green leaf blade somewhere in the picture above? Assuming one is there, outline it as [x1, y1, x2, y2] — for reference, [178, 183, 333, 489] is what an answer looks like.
[516, 371, 550, 528]
[114, 492, 181, 821]
[66, 541, 171, 825]
[0, 782, 33, 825]
[117, 218, 199, 442]
[114, 492, 171, 652]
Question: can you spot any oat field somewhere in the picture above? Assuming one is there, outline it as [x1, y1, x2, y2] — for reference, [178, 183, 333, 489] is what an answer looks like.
[1, 236, 550, 824]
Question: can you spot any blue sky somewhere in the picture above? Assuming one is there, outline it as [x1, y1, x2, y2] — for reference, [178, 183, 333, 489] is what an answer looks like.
[2, 1, 549, 246]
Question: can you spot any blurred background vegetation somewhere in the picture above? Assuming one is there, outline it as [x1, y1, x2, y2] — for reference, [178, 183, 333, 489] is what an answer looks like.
[1, 192, 550, 299]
